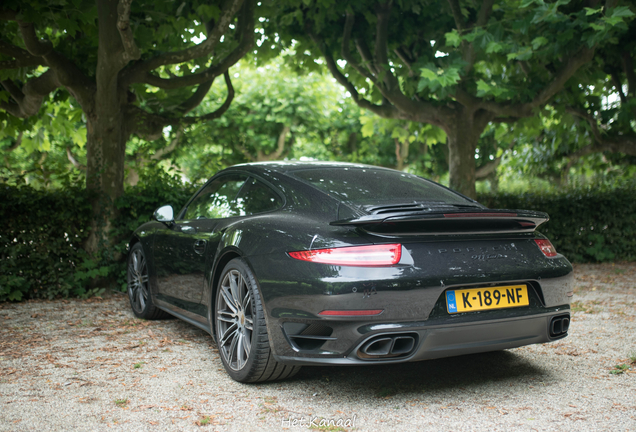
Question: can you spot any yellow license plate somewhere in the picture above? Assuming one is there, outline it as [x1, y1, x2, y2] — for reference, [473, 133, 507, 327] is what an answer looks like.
[446, 285, 529, 314]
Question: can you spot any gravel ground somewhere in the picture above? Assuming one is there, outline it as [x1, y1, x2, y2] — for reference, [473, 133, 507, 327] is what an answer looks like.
[1, 262, 635, 432]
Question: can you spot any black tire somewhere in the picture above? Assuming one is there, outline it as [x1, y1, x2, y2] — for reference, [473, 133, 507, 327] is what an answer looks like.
[127, 243, 170, 320]
[215, 258, 300, 383]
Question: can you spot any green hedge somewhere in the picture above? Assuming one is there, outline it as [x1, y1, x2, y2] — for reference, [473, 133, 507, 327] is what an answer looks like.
[477, 188, 636, 263]
[1, 181, 634, 301]
[0, 184, 93, 301]
[0, 171, 196, 302]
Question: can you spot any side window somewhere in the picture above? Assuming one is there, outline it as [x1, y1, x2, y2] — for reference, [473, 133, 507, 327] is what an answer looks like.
[235, 178, 283, 216]
[182, 175, 248, 220]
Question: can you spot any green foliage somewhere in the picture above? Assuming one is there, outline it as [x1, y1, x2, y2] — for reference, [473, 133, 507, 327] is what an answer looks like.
[0, 184, 92, 301]
[0, 167, 196, 301]
[112, 167, 198, 290]
[478, 187, 636, 263]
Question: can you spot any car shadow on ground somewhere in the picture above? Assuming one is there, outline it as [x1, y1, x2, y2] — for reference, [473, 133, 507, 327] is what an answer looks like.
[283, 350, 552, 398]
[157, 311, 553, 397]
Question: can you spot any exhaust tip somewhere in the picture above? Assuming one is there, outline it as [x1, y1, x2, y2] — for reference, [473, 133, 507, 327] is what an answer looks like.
[358, 333, 417, 359]
[549, 314, 570, 338]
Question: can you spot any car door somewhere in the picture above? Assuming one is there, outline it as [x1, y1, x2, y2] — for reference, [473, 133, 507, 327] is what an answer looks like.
[153, 174, 249, 309]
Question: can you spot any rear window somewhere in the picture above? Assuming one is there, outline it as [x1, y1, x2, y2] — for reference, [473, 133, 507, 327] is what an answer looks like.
[291, 167, 471, 205]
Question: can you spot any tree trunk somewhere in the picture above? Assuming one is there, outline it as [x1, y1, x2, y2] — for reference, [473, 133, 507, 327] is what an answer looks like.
[82, 0, 130, 257]
[444, 108, 485, 199]
[84, 108, 127, 257]
[395, 137, 409, 171]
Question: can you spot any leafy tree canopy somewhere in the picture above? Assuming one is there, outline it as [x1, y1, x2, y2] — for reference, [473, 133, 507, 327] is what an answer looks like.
[265, 0, 634, 197]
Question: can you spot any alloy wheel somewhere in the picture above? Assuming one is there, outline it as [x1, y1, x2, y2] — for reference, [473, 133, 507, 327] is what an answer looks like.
[128, 249, 149, 314]
[216, 269, 254, 371]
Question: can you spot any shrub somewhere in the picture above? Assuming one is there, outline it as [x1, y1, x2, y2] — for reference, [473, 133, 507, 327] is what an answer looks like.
[0, 184, 93, 301]
[0, 169, 197, 301]
[478, 187, 636, 262]
[1, 180, 633, 301]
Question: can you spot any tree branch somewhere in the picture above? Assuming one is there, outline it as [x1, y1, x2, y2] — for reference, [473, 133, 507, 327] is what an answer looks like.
[117, 0, 141, 63]
[0, 70, 60, 118]
[308, 29, 397, 119]
[127, 71, 235, 137]
[475, 158, 501, 179]
[130, 0, 254, 89]
[567, 106, 636, 156]
[355, 37, 379, 77]
[475, 139, 514, 179]
[183, 71, 235, 122]
[3, 131, 22, 151]
[0, 40, 45, 69]
[66, 147, 86, 170]
[257, 125, 290, 161]
[622, 51, 636, 97]
[394, 47, 414, 76]
[374, 2, 400, 92]
[124, 0, 247, 83]
[480, 46, 595, 118]
[609, 70, 627, 104]
[476, 0, 495, 28]
[447, 0, 464, 31]
[341, 13, 379, 85]
[462, 0, 495, 72]
[17, 19, 94, 103]
[176, 79, 216, 116]
[150, 128, 184, 160]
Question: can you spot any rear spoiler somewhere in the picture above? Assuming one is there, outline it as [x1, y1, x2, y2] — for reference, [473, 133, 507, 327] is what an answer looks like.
[330, 209, 549, 236]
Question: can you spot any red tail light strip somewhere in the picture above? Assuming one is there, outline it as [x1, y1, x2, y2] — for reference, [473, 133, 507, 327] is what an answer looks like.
[288, 244, 402, 267]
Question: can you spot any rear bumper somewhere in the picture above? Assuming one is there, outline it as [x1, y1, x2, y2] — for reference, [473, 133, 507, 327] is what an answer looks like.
[274, 310, 569, 366]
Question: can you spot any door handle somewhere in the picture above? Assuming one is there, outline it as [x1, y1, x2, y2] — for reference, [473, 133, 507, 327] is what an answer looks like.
[181, 225, 197, 234]
[193, 240, 207, 255]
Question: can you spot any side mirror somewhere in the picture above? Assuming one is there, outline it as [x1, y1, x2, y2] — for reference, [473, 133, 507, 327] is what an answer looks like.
[154, 205, 174, 223]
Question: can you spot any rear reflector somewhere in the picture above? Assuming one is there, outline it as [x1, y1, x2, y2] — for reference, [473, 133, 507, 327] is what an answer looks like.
[318, 310, 384, 316]
[535, 239, 557, 257]
[288, 244, 401, 266]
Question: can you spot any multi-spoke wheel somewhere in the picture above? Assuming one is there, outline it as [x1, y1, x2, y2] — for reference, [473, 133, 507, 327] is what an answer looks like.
[215, 258, 300, 383]
[216, 268, 254, 371]
[127, 243, 169, 320]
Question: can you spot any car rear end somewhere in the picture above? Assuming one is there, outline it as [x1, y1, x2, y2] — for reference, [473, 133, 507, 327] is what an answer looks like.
[250, 165, 573, 366]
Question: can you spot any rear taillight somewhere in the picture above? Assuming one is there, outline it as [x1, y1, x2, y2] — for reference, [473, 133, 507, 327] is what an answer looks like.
[288, 244, 402, 266]
[535, 239, 557, 257]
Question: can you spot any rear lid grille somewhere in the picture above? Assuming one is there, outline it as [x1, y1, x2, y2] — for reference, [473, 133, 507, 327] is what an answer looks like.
[363, 202, 458, 215]
[331, 208, 549, 236]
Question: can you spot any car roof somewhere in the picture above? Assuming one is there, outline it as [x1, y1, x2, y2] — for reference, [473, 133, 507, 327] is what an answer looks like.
[230, 161, 388, 175]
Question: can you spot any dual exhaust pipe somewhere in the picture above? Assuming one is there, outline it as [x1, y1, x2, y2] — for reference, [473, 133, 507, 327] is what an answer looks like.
[358, 334, 417, 359]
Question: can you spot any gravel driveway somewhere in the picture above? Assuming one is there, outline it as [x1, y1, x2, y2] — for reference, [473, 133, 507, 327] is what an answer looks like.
[1, 263, 635, 431]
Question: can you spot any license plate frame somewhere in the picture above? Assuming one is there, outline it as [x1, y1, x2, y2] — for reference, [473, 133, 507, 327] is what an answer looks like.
[446, 284, 529, 314]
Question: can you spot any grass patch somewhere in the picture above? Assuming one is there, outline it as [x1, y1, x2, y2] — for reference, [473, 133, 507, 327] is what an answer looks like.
[570, 301, 598, 313]
[610, 364, 631, 375]
[196, 416, 213, 426]
[114, 398, 128, 407]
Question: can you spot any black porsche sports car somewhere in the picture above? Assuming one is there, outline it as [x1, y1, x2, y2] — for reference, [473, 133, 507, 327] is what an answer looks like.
[127, 162, 573, 382]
